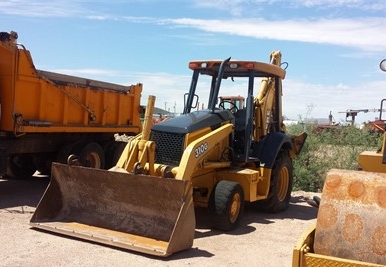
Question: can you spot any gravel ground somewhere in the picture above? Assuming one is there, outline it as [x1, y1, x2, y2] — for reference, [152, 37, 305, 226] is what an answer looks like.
[0, 176, 318, 267]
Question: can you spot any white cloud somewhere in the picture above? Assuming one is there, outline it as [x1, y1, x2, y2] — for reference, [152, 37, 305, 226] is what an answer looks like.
[193, 0, 267, 16]
[0, 0, 88, 17]
[2, 1, 385, 53]
[166, 17, 386, 53]
[194, 0, 386, 13]
[300, 0, 386, 10]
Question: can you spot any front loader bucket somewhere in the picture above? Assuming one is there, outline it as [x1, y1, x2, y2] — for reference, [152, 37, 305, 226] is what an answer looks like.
[30, 163, 195, 257]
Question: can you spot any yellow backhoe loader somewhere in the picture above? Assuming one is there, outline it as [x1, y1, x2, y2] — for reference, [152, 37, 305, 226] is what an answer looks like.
[292, 62, 386, 267]
[31, 51, 307, 257]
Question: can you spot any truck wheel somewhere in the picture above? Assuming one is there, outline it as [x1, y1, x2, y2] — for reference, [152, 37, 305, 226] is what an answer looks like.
[6, 155, 36, 179]
[209, 181, 244, 231]
[57, 142, 82, 164]
[78, 142, 105, 169]
[255, 152, 293, 213]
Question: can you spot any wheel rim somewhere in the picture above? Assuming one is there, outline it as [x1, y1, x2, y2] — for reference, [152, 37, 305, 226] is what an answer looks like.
[229, 193, 241, 223]
[277, 166, 289, 202]
[85, 151, 101, 168]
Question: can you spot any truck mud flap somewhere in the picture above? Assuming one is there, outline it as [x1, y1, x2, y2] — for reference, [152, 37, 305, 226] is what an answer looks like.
[30, 163, 195, 257]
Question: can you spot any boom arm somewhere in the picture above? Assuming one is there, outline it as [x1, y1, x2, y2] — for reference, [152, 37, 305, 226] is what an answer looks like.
[254, 51, 283, 139]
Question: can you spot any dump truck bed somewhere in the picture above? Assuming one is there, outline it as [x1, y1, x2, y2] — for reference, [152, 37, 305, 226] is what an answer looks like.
[0, 39, 142, 134]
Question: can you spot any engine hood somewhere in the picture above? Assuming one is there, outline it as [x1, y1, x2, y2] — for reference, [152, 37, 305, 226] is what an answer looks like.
[151, 109, 234, 134]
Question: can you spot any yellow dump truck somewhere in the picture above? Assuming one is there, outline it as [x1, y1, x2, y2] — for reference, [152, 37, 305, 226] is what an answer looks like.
[0, 31, 142, 178]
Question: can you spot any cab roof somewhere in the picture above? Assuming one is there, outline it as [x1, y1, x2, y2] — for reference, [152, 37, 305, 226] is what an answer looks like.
[188, 60, 286, 79]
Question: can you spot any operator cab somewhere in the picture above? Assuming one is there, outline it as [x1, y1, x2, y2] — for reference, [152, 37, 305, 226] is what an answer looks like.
[154, 56, 286, 164]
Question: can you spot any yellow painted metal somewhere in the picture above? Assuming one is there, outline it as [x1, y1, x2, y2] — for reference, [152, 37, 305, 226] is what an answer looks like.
[254, 51, 282, 138]
[217, 168, 261, 202]
[358, 151, 386, 172]
[116, 95, 157, 175]
[277, 164, 290, 201]
[30, 163, 195, 257]
[293, 223, 385, 267]
[141, 95, 155, 141]
[313, 169, 386, 265]
[0, 37, 142, 134]
[175, 124, 234, 180]
[229, 191, 242, 223]
[358, 133, 386, 172]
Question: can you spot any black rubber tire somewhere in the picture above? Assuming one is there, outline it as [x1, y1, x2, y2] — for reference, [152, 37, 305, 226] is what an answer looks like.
[254, 152, 293, 213]
[6, 155, 36, 179]
[57, 142, 82, 164]
[209, 180, 244, 231]
[78, 142, 105, 169]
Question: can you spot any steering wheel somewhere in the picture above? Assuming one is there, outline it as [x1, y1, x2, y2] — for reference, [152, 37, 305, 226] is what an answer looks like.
[219, 100, 239, 113]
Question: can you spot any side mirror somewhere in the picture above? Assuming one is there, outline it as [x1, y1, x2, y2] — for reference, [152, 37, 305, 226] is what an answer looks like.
[380, 59, 386, 72]
[184, 93, 199, 111]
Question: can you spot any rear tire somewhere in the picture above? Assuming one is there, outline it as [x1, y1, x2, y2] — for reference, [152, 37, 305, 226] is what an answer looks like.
[209, 181, 244, 231]
[78, 142, 105, 169]
[6, 155, 36, 179]
[57, 142, 82, 164]
[255, 152, 293, 212]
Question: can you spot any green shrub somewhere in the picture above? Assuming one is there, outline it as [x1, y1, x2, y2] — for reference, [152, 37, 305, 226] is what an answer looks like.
[286, 123, 382, 192]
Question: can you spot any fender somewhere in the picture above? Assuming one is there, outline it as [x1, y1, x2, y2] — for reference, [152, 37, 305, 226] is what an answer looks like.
[256, 131, 293, 168]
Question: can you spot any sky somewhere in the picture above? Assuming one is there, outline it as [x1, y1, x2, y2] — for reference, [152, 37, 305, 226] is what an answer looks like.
[1, 0, 386, 125]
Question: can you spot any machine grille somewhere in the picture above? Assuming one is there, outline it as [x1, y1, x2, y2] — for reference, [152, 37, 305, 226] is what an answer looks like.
[151, 131, 185, 166]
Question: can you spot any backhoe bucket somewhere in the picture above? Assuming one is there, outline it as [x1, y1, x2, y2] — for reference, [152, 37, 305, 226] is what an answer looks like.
[30, 163, 195, 257]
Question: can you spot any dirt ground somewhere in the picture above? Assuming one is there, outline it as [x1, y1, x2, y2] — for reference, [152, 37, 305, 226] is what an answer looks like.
[0, 176, 318, 267]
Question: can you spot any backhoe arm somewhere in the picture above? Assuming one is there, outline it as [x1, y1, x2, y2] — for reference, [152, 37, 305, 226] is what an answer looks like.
[254, 51, 283, 138]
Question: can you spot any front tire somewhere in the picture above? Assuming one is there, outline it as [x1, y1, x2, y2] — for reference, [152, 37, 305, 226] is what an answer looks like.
[209, 181, 244, 231]
[255, 152, 293, 213]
